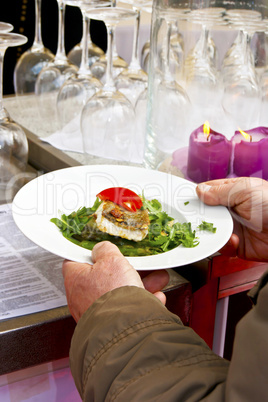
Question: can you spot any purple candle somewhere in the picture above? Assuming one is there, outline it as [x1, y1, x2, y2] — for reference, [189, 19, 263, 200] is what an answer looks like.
[187, 123, 232, 183]
[231, 126, 268, 179]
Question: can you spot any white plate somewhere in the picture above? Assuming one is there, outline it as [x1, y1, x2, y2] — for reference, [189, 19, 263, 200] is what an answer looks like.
[12, 165, 233, 270]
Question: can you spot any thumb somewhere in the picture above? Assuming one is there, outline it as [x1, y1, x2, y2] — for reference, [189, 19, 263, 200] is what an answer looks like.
[196, 178, 250, 208]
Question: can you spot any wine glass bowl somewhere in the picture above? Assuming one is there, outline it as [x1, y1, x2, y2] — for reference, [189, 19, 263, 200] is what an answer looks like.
[35, 0, 78, 127]
[14, 47, 54, 95]
[57, 73, 102, 128]
[67, 40, 104, 68]
[57, 0, 108, 128]
[14, 0, 54, 95]
[91, 54, 128, 81]
[114, 0, 150, 106]
[0, 33, 29, 201]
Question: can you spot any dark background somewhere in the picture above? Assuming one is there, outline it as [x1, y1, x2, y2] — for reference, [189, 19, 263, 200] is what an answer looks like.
[2, 0, 107, 95]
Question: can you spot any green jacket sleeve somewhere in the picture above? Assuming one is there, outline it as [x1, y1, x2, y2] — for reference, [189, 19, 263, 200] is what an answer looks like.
[226, 272, 268, 402]
[69, 286, 229, 402]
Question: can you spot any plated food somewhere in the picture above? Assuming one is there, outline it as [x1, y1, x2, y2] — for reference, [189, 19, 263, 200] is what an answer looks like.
[51, 186, 216, 257]
[12, 165, 233, 269]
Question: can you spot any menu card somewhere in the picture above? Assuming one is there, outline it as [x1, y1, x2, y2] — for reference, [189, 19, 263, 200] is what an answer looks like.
[0, 203, 67, 321]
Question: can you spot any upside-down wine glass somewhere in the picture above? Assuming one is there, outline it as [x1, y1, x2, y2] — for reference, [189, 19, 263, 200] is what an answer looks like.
[67, 4, 104, 68]
[221, 9, 262, 83]
[0, 33, 29, 201]
[14, 0, 54, 95]
[90, 2, 129, 81]
[150, 10, 191, 152]
[184, 8, 225, 129]
[141, 18, 184, 80]
[222, 14, 265, 130]
[35, 0, 78, 127]
[57, 0, 108, 129]
[114, 0, 149, 106]
[81, 7, 137, 162]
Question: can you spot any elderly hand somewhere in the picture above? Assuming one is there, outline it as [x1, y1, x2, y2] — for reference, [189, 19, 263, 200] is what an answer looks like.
[196, 177, 268, 261]
[62, 241, 169, 322]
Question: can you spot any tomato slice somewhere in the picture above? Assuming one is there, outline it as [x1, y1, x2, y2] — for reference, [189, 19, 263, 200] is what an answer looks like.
[97, 187, 143, 212]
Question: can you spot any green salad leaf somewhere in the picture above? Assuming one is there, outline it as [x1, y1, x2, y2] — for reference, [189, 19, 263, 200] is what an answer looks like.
[51, 196, 216, 257]
[197, 221, 217, 233]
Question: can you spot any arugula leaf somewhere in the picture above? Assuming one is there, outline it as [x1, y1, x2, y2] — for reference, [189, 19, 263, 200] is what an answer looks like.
[197, 221, 217, 233]
[51, 196, 216, 256]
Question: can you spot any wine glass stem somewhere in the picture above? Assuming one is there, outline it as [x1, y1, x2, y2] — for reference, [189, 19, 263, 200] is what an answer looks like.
[128, 7, 141, 70]
[79, 11, 90, 73]
[0, 49, 6, 115]
[104, 24, 116, 91]
[246, 31, 254, 66]
[55, 0, 67, 60]
[33, 0, 43, 47]
[88, 19, 93, 47]
[163, 20, 172, 80]
[201, 25, 209, 60]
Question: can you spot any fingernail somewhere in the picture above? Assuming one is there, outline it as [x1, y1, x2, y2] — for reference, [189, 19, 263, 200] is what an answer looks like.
[197, 183, 212, 192]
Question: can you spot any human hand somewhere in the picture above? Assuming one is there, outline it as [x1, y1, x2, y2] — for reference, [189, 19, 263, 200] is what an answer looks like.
[62, 241, 169, 322]
[196, 177, 268, 261]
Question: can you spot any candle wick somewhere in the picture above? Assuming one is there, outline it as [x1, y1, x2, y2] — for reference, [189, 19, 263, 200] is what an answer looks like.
[249, 135, 252, 142]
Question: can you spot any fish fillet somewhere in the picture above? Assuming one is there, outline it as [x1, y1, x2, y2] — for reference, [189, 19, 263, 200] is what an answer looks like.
[95, 200, 150, 241]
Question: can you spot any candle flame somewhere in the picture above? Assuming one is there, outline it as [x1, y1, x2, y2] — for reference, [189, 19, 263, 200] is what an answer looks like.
[238, 128, 252, 142]
[203, 121, 210, 140]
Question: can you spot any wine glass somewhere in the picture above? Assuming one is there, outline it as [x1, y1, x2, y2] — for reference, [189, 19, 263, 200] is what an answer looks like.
[183, 9, 226, 128]
[148, 11, 191, 157]
[14, 0, 54, 95]
[35, 0, 78, 127]
[81, 7, 137, 162]
[57, 0, 107, 129]
[90, 3, 129, 81]
[0, 22, 13, 33]
[221, 16, 265, 129]
[222, 9, 262, 83]
[67, 13, 104, 68]
[141, 20, 184, 78]
[114, 0, 149, 106]
[0, 33, 29, 202]
[185, 8, 225, 71]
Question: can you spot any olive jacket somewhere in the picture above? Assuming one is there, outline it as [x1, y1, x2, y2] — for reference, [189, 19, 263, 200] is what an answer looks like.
[69, 271, 268, 402]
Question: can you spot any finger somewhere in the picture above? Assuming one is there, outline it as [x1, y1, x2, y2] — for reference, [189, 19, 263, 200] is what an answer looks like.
[196, 177, 250, 207]
[142, 270, 169, 293]
[218, 234, 240, 256]
[62, 259, 91, 279]
[91, 241, 123, 263]
[153, 291, 166, 305]
[92, 241, 144, 289]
